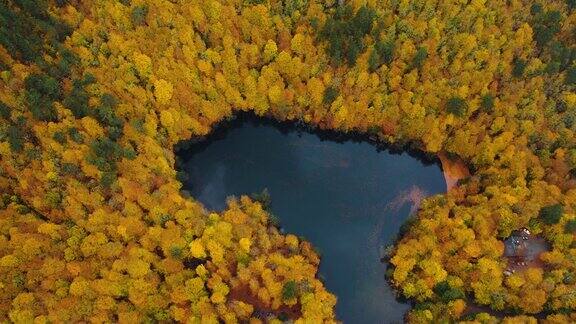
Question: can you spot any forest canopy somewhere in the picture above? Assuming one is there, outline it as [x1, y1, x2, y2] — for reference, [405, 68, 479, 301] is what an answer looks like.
[1, 0, 576, 323]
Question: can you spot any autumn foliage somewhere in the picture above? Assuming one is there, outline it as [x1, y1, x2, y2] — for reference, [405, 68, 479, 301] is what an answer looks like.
[1, 0, 576, 322]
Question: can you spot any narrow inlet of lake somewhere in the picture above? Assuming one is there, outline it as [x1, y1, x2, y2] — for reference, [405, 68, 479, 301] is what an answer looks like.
[176, 116, 446, 323]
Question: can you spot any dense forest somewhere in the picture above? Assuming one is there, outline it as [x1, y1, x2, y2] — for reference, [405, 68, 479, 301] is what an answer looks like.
[1, 0, 576, 322]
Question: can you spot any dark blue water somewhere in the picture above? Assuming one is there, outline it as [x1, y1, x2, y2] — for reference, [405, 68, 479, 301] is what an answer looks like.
[176, 117, 445, 323]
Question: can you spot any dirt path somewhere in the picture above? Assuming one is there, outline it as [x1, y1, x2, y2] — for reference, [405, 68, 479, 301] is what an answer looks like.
[438, 151, 470, 191]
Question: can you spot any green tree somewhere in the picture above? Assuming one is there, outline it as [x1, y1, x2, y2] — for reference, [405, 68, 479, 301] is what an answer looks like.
[87, 137, 124, 172]
[6, 125, 24, 152]
[94, 93, 123, 140]
[446, 97, 467, 117]
[323, 86, 339, 105]
[564, 219, 576, 233]
[24, 73, 61, 121]
[319, 5, 376, 66]
[63, 75, 95, 118]
[131, 5, 148, 26]
[565, 67, 576, 85]
[0, 101, 10, 119]
[282, 280, 298, 301]
[68, 127, 84, 143]
[410, 47, 428, 70]
[539, 204, 564, 225]
[512, 57, 526, 78]
[368, 40, 394, 72]
[433, 281, 465, 302]
[532, 10, 561, 49]
[52, 131, 66, 144]
[481, 94, 495, 113]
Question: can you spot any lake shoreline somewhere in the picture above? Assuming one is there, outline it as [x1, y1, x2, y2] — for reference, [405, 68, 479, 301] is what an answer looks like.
[175, 111, 446, 323]
[438, 151, 471, 191]
[176, 111, 440, 166]
[176, 112, 471, 195]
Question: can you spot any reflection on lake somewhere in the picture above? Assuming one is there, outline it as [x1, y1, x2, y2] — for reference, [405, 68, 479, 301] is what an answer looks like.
[176, 116, 446, 323]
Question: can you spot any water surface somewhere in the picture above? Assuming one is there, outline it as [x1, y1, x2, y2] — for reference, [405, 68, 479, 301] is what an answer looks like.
[176, 116, 445, 323]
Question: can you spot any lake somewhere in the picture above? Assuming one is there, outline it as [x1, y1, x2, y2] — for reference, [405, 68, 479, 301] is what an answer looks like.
[176, 115, 446, 323]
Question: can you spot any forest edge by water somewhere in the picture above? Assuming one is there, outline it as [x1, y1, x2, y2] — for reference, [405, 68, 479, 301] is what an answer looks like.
[175, 112, 558, 323]
[175, 112, 469, 191]
[175, 112, 468, 322]
[2, 0, 575, 321]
